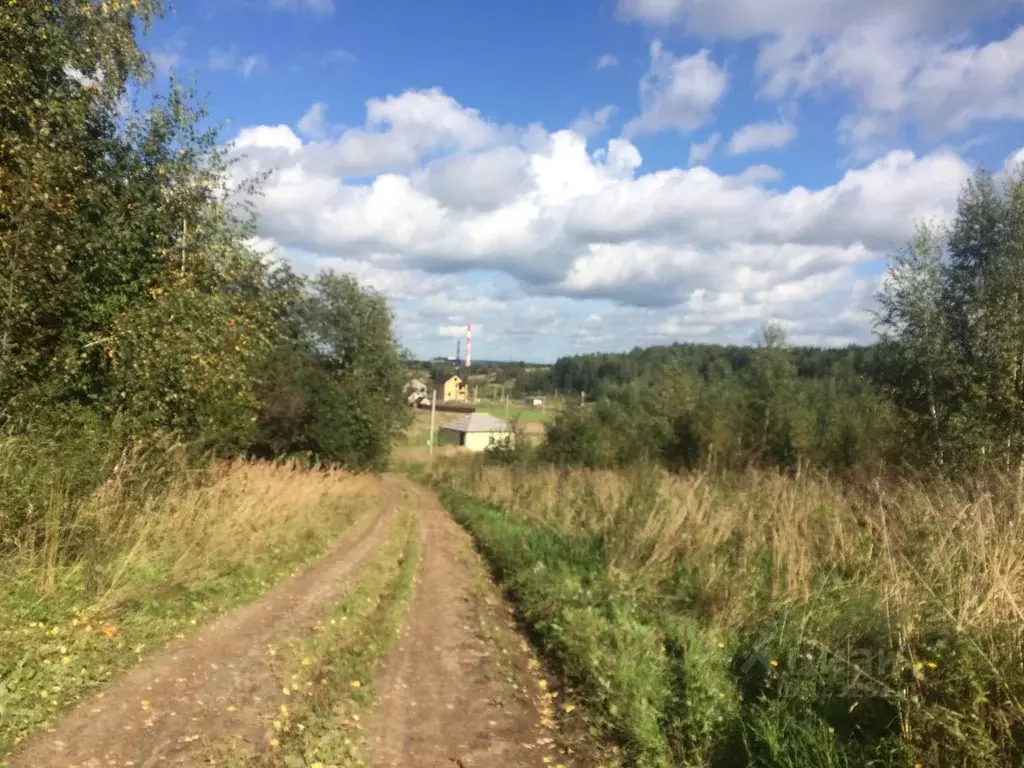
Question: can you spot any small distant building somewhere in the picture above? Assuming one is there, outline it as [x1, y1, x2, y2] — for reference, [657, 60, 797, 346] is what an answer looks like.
[438, 413, 513, 452]
[434, 374, 468, 403]
[524, 397, 544, 407]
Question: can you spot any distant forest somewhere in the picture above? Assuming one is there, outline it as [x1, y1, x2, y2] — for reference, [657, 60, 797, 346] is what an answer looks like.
[529, 343, 879, 398]
[433, 343, 880, 399]
[465, 163, 1024, 475]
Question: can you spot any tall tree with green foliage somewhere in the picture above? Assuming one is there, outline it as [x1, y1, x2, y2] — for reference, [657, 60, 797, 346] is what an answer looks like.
[2, 1, 409, 471]
[878, 166, 1024, 469]
[1, 0, 276, 449]
[742, 323, 811, 469]
[251, 271, 409, 469]
[875, 225, 957, 464]
[2, 0, 161, 403]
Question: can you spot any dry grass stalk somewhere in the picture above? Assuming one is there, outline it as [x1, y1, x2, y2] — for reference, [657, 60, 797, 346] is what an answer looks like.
[439, 461, 1024, 638]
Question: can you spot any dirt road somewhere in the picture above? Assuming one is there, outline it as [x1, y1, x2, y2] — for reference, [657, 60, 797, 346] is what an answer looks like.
[5, 477, 571, 768]
[367, 481, 555, 768]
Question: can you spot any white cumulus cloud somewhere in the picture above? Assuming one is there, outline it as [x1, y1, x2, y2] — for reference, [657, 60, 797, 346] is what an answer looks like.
[297, 102, 328, 139]
[688, 132, 720, 166]
[728, 120, 798, 155]
[624, 42, 728, 136]
[616, 0, 1024, 154]
[229, 88, 1014, 353]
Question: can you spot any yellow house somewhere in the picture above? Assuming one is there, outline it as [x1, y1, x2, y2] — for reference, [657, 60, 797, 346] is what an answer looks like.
[438, 413, 514, 452]
[434, 374, 468, 402]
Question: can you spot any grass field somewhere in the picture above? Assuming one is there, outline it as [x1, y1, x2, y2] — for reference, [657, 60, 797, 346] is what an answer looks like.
[401, 402, 555, 452]
[433, 460, 1024, 767]
[0, 439, 382, 754]
[474, 402, 556, 424]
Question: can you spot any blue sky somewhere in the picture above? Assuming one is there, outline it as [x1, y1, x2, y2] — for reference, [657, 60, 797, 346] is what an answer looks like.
[148, 0, 1024, 362]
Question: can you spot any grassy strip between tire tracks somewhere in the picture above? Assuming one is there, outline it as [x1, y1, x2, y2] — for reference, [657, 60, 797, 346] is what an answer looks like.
[214, 510, 420, 768]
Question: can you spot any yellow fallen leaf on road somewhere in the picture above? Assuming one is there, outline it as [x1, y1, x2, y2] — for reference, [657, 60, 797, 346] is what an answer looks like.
[301, 657, 312, 665]
[350, 680, 361, 688]
[226, 705, 237, 712]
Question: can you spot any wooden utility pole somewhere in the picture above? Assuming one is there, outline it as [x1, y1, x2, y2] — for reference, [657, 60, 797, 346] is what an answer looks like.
[428, 390, 437, 458]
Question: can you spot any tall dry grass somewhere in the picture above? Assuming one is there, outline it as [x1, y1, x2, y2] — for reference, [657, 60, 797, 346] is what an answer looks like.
[436, 459, 1024, 764]
[90, 459, 380, 605]
[441, 461, 1024, 630]
[1, 435, 380, 601]
[0, 438, 382, 753]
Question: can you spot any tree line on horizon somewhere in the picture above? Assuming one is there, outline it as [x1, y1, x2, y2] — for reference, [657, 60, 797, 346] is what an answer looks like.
[530, 168, 1024, 475]
[6, 1, 1024, 482]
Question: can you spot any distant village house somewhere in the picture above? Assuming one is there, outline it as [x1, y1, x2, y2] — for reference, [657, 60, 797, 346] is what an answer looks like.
[434, 374, 468, 403]
[438, 413, 513, 452]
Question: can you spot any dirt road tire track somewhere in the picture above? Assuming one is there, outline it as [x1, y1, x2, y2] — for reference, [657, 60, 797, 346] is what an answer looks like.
[5, 476, 580, 768]
[367, 478, 556, 768]
[5, 479, 402, 768]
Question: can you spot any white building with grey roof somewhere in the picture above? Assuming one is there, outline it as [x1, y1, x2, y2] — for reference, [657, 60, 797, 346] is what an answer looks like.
[437, 412, 513, 451]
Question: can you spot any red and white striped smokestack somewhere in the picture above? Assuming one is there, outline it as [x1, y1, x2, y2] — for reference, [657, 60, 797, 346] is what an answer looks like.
[465, 324, 472, 368]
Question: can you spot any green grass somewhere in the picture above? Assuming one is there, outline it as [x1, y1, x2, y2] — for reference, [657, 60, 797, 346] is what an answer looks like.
[475, 404, 556, 424]
[433, 463, 1024, 768]
[435, 486, 686, 766]
[0, 450, 380, 759]
[213, 511, 419, 767]
[434, 487, 909, 767]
